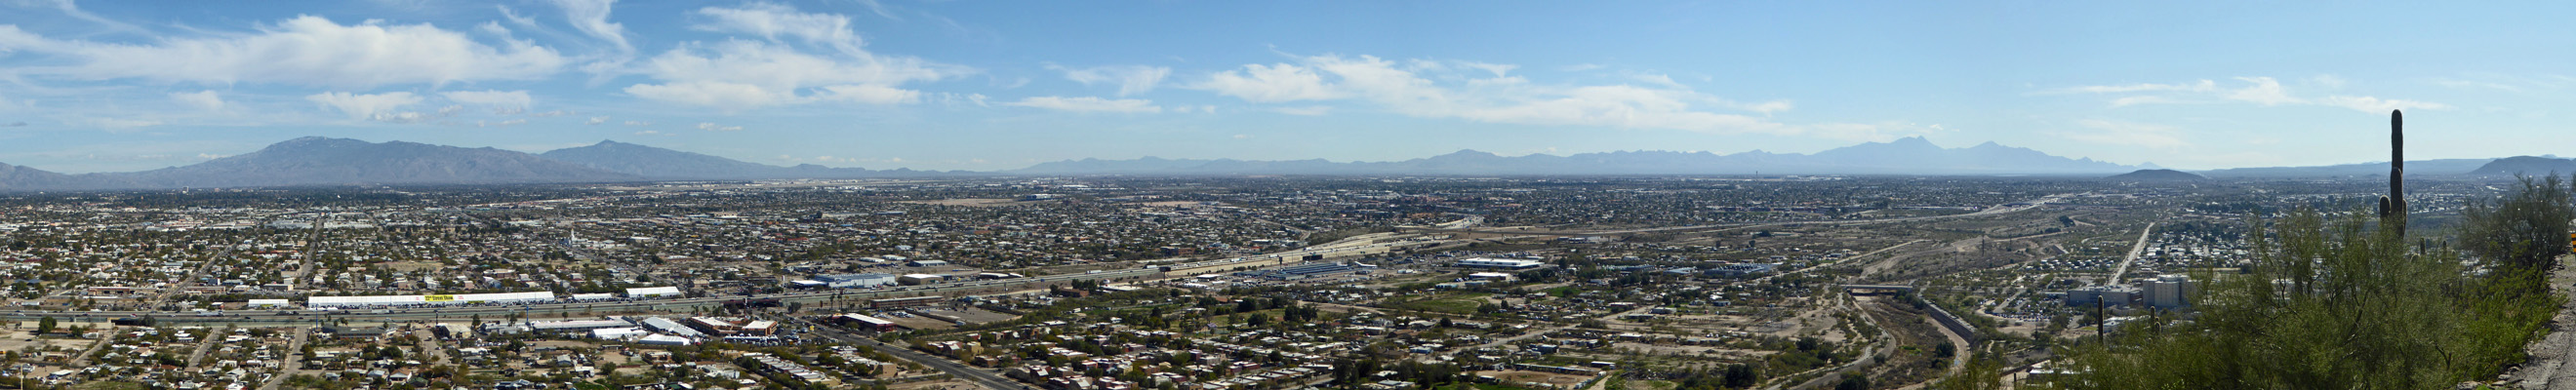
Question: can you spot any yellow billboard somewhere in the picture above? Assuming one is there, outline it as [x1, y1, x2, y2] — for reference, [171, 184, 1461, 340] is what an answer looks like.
[423, 294, 457, 302]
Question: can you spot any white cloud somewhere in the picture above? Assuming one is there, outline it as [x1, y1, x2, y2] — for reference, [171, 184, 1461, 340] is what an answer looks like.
[0, 17, 566, 88]
[2057, 80, 2218, 94]
[549, 0, 630, 54]
[623, 120, 651, 126]
[440, 90, 533, 108]
[1194, 54, 1818, 136]
[305, 92, 425, 121]
[697, 122, 744, 132]
[2063, 76, 2447, 113]
[1004, 96, 1161, 114]
[1052, 64, 1171, 97]
[83, 117, 160, 130]
[585, 116, 609, 125]
[691, 2, 864, 56]
[477, 119, 528, 127]
[2319, 96, 2451, 113]
[1192, 63, 1342, 102]
[1272, 105, 1332, 116]
[624, 32, 964, 111]
[168, 91, 224, 111]
[2066, 119, 2190, 150]
[2222, 77, 2300, 105]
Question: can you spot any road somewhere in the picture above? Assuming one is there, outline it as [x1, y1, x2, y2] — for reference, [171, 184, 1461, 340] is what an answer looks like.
[792, 316, 1028, 390]
[0, 267, 1161, 325]
[256, 327, 307, 390]
[2106, 222, 2157, 282]
[1418, 193, 2075, 238]
[1754, 239, 1927, 284]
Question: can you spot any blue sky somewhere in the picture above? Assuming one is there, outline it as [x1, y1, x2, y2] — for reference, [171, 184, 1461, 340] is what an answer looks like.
[0, 1, 2569, 173]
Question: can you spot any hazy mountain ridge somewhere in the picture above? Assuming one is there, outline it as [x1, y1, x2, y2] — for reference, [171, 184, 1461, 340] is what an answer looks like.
[2469, 156, 2576, 176]
[1017, 136, 2143, 176]
[0, 136, 2556, 192]
[2196, 159, 2497, 177]
[535, 140, 975, 179]
[2106, 169, 2208, 181]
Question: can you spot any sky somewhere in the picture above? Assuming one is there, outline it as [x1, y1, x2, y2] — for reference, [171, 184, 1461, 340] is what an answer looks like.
[0, 1, 2572, 174]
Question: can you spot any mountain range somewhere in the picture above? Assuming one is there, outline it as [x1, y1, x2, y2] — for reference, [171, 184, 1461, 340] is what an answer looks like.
[1015, 136, 2139, 176]
[0, 136, 2548, 192]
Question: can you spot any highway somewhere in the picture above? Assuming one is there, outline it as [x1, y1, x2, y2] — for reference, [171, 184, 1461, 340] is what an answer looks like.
[0, 267, 1160, 324]
[791, 316, 1031, 390]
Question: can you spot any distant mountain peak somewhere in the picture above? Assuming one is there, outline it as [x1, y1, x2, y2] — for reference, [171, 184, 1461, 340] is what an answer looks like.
[2106, 169, 2206, 181]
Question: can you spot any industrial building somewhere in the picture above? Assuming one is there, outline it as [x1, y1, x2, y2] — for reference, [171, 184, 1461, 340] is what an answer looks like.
[2067, 285, 2143, 307]
[624, 287, 684, 298]
[899, 274, 947, 285]
[640, 317, 707, 338]
[804, 273, 899, 289]
[1456, 258, 1545, 269]
[1706, 263, 1780, 278]
[836, 314, 898, 332]
[2145, 275, 2195, 309]
[306, 291, 556, 307]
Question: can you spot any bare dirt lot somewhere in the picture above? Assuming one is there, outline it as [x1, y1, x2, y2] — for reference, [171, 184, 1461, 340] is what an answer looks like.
[913, 308, 1019, 325]
[1479, 370, 1598, 389]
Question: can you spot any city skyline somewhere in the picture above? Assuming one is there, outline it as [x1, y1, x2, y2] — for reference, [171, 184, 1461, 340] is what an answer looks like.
[1, 1, 2571, 174]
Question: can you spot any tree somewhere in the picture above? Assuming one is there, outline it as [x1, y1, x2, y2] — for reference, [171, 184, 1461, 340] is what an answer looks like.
[1831, 372, 1869, 390]
[2461, 175, 2573, 281]
[1720, 364, 1758, 388]
[2064, 205, 2566, 389]
[33, 317, 53, 335]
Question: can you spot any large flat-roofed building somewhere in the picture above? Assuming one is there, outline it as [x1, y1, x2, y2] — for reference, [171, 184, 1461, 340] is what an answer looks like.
[640, 317, 706, 338]
[898, 274, 946, 285]
[812, 273, 898, 289]
[1456, 258, 1545, 270]
[625, 287, 684, 298]
[307, 291, 556, 307]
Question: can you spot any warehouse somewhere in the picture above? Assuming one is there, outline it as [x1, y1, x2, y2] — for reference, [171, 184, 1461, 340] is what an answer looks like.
[1456, 258, 1545, 269]
[625, 287, 685, 298]
[898, 274, 947, 285]
[305, 291, 557, 307]
[809, 273, 898, 289]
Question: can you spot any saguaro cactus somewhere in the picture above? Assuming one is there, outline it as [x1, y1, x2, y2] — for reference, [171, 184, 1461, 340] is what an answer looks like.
[2379, 109, 2406, 231]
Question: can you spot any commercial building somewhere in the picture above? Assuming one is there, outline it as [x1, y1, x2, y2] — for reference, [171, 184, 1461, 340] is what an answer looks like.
[898, 274, 946, 286]
[638, 334, 695, 346]
[529, 320, 635, 332]
[2067, 285, 2142, 307]
[2145, 275, 2195, 309]
[1456, 258, 1544, 270]
[641, 317, 707, 338]
[809, 273, 898, 289]
[624, 287, 684, 298]
[305, 291, 557, 307]
[1706, 263, 1780, 278]
[835, 314, 897, 332]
